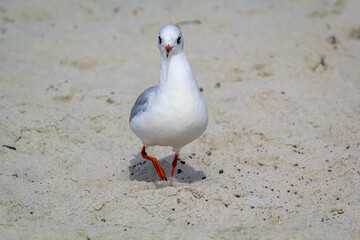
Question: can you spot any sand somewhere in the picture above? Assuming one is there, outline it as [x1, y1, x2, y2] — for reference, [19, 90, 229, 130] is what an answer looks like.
[1, 0, 360, 239]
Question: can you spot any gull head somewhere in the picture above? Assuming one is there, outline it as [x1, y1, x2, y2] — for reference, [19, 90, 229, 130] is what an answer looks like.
[158, 25, 183, 58]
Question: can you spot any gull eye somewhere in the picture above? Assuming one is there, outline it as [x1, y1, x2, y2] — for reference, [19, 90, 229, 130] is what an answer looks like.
[177, 36, 181, 44]
[158, 36, 162, 44]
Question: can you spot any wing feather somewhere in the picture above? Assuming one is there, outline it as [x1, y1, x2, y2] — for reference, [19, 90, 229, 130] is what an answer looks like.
[129, 86, 156, 122]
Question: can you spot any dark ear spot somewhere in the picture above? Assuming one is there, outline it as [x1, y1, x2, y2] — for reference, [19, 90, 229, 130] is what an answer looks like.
[158, 36, 162, 44]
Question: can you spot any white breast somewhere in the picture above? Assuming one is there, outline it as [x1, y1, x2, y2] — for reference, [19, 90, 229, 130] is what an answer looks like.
[130, 52, 208, 152]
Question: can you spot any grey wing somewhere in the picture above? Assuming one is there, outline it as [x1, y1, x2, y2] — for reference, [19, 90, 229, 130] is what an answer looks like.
[129, 86, 156, 122]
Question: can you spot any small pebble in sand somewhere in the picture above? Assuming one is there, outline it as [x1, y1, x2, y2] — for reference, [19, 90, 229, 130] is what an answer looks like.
[206, 151, 211, 156]
[177, 169, 182, 173]
[106, 98, 114, 104]
[219, 169, 224, 174]
[327, 35, 338, 49]
[327, 35, 337, 44]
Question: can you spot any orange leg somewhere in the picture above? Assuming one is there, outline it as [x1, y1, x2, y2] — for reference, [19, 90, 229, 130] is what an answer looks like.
[170, 154, 179, 185]
[141, 146, 167, 181]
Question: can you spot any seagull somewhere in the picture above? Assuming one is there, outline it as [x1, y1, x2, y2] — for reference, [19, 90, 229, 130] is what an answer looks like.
[129, 24, 208, 185]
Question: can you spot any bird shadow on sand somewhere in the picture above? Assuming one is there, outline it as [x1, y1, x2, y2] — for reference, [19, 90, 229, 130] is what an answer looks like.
[129, 153, 206, 184]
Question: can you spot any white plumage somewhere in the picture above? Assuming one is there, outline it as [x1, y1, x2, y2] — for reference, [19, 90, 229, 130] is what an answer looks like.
[129, 25, 208, 184]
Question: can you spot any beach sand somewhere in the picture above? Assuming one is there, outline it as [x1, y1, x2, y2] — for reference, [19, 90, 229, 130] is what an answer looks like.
[1, 0, 360, 239]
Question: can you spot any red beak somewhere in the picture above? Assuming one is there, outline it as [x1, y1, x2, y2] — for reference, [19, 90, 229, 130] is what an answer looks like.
[165, 44, 173, 58]
[165, 44, 173, 52]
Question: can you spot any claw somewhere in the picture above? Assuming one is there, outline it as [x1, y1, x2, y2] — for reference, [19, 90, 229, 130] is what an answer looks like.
[141, 146, 167, 181]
